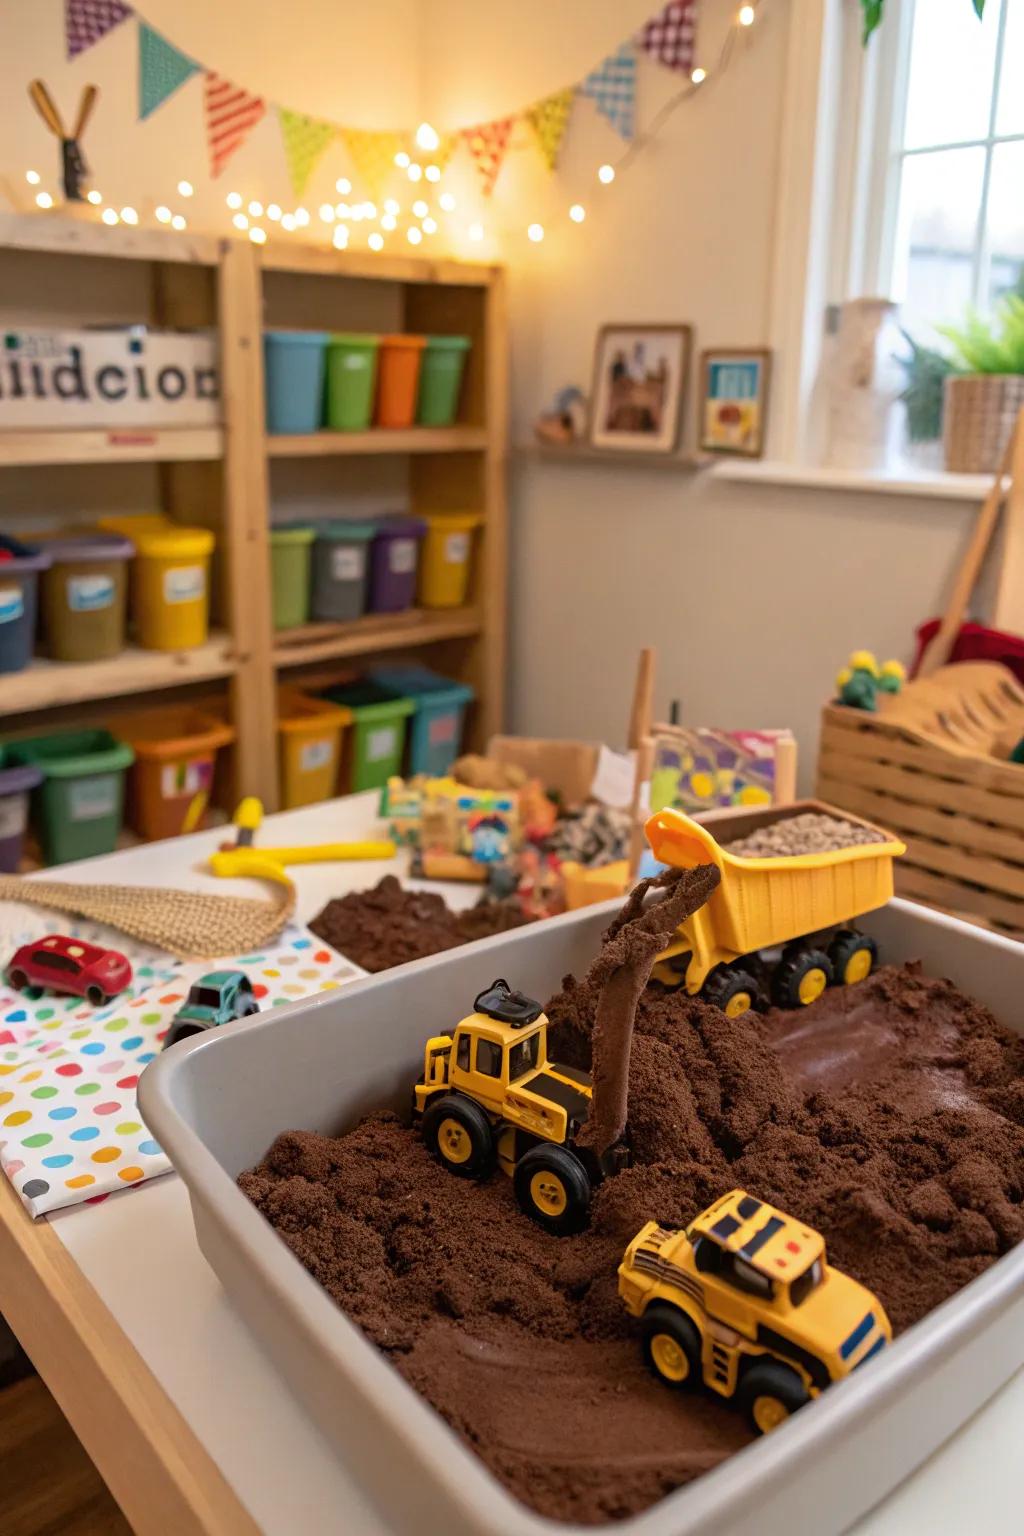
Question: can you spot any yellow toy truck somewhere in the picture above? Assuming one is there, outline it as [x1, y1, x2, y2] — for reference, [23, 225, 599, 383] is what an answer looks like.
[619, 1189, 892, 1434]
[413, 978, 628, 1234]
[645, 801, 905, 1014]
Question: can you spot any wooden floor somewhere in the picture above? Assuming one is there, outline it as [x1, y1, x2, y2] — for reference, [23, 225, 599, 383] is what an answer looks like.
[0, 1374, 132, 1536]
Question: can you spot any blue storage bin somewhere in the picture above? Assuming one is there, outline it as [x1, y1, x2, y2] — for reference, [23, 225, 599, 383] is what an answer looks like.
[369, 664, 474, 777]
[0, 535, 50, 675]
[264, 331, 328, 435]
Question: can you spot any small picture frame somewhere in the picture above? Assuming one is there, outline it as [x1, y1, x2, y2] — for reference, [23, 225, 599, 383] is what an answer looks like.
[588, 323, 692, 455]
[699, 347, 772, 458]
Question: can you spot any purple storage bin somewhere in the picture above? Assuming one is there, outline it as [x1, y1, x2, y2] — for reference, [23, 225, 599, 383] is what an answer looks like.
[0, 751, 42, 872]
[368, 516, 426, 613]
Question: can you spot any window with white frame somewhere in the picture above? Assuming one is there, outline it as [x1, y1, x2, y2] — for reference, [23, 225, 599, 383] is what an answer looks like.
[860, 0, 1023, 341]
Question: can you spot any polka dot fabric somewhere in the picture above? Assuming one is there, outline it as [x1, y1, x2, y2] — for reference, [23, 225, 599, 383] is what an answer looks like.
[0, 918, 363, 1217]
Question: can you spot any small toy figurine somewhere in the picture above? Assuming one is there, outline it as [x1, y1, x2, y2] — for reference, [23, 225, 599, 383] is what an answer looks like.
[163, 970, 259, 1051]
[28, 80, 98, 203]
[533, 385, 588, 445]
[6, 935, 131, 1006]
[835, 650, 906, 711]
[619, 1189, 892, 1435]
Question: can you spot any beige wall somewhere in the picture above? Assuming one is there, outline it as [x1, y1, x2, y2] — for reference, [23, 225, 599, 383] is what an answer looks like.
[502, 0, 978, 787]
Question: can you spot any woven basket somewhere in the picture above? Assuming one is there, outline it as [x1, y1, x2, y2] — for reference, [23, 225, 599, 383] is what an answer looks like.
[944, 373, 1024, 472]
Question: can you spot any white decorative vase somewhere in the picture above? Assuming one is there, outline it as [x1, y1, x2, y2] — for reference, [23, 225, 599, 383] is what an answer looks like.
[825, 298, 904, 472]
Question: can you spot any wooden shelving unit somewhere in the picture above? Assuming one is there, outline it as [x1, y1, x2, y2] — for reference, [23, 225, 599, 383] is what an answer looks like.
[0, 212, 508, 814]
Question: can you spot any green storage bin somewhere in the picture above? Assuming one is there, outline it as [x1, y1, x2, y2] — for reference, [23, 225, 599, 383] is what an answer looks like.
[9, 728, 134, 866]
[325, 334, 380, 431]
[416, 335, 471, 426]
[321, 681, 415, 792]
[270, 526, 316, 630]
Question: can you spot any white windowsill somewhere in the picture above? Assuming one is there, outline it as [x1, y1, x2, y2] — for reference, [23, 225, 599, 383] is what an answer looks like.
[711, 458, 997, 502]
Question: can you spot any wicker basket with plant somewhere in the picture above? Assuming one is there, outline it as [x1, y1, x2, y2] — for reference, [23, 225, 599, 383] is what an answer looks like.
[939, 299, 1024, 473]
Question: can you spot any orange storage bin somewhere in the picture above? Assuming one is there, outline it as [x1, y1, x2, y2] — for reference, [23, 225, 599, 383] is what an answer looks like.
[376, 334, 426, 429]
[116, 705, 235, 841]
[277, 688, 352, 808]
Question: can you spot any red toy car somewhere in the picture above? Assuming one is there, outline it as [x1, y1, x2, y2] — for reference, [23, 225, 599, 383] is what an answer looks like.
[6, 935, 132, 1006]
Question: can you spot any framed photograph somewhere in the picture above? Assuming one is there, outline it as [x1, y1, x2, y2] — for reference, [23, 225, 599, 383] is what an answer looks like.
[588, 324, 692, 454]
[699, 347, 772, 457]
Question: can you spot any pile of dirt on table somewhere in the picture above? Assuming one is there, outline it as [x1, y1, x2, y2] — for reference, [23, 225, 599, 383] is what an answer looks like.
[308, 874, 532, 972]
[240, 963, 1024, 1525]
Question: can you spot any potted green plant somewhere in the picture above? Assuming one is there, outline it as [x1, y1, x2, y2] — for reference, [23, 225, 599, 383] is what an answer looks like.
[938, 298, 1024, 472]
[861, 0, 984, 43]
[895, 332, 953, 468]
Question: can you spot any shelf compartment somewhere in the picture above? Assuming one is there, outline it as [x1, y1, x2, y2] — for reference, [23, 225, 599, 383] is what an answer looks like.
[266, 426, 487, 458]
[0, 427, 224, 467]
[3, 633, 237, 714]
[273, 607, 481, 669]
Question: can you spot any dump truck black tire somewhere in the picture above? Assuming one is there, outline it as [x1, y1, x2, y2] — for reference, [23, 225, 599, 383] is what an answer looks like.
[513, 1144, 591, 1235]
[828, 928, 878, 987]
[737, 1359, 810, 1434]
[771, 946, 833, 1009]
[422, 1093, 496, 1179]
[640, 1303, 702, 1389]
[702, 965, 761, 1018]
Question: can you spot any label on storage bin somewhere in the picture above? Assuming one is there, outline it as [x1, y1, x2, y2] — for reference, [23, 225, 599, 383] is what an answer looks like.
[67, 574, 115, 612]
[300, 739, 334, 773]
[161, 760, 209, 798]
[389, 539, 416, 575]
[444, 532, 470, 565]
[428, 715, 456, 745]
[0, 587, 24, 624]
[343, 354, 370, 371]
[331, 546, 365, 581]
[163, 564, 205, 605]
[366, 726, 397, 763]
[0, 795, 28, 838]
[68, 775, 117, 823]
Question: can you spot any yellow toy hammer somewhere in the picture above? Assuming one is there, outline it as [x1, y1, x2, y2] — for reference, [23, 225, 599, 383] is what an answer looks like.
[209, 798, 395, 886]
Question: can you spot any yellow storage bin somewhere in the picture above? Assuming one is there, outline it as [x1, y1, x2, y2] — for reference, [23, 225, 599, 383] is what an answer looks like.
[277, 688, 352, 808]
[418, 512, 481, 609]
[98, 514, 214, 651]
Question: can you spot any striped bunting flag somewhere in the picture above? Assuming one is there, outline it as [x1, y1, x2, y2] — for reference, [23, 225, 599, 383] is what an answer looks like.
[204, 73, 266, 178]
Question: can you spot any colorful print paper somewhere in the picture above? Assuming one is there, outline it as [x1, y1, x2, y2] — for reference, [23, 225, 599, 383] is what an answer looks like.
[0, 911, 363, 1218]
[649, 728, 794, 813]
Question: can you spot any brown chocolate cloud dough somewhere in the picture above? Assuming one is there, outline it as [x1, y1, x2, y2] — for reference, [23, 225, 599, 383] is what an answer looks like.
[308, 874, 532, 972]
[240, 962, 1024, 1525]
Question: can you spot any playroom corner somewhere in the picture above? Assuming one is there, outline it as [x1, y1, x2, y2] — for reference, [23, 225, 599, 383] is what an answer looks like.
[0, 1, 1023, 1533]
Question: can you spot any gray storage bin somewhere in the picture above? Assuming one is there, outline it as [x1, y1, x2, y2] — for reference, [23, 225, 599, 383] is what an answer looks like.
[311, 521, 376, 623]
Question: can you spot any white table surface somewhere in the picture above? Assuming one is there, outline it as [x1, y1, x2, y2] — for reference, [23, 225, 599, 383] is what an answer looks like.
[29, 795, 1023, 1534]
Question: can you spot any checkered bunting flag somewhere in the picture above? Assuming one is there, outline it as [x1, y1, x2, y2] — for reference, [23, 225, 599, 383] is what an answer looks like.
[580, 44, 637, 141]
[638, 0, 699, 74]
[279, 109, 335, 198]
[65, 0, 132, 59]
[525, 89, 575, 172]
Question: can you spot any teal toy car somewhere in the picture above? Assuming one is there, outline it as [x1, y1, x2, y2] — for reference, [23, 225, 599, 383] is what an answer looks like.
[162, 970, 259, 1051]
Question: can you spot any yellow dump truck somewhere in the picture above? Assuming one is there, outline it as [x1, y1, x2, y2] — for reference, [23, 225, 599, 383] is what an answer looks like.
[619, 1189, 892, 1434]
[645, 801, 905, 1013]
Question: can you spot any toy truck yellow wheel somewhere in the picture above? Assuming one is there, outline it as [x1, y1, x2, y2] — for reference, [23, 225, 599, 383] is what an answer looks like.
[702, 965, 760, 1019]
[513, 1144, 591, 1235]
[771, 947, 833, 1010]
[422, 1094, 496, 1179]
[829, 929, 878, 987]
[737, 1360, 810, 1434]
[640, 1304, 701, 1388]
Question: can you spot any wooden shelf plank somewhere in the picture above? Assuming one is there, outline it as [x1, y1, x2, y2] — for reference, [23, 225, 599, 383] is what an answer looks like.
[259, 246, 498, 286]
[266, 426, 487, 458]
[0, 427, 223, 467]
[0, 211, 219, 267]
[273, 607, 481, 668]
[516, 441, 712, 470]
[3, 633, 236, 714]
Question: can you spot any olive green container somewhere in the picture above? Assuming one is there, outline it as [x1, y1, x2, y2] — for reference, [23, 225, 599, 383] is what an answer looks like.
[325, 334, 380, 431]
[269, 526, 316, 630]
[38, 533, 134, 662]
[416, 335, 471, 426]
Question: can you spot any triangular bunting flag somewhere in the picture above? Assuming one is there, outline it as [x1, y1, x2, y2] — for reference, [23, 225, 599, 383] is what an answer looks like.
[580, 44, 637, 140]
[525, 88, 575, 172]
[65, 0, 132, 59]
[461, 117, 515, 197]
[205, 73, 266, 179]
[138, 24, 198, 120]
[279, 109, 335, 198]
[637, 1, 698, 74]
[340, 129, 404, 200]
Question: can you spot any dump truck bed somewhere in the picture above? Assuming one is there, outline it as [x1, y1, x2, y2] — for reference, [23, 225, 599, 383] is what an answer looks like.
[646, 799, 906, 993]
